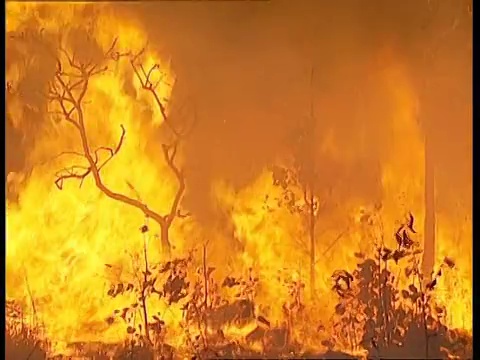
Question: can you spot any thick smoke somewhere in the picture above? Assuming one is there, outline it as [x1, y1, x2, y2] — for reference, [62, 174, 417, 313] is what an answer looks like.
[7, 1, 472, 221]
[118, 0, 471, 220]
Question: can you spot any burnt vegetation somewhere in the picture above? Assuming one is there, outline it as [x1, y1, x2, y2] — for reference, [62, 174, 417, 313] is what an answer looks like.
[328, 217, 471, 359]
[7, 215, 471, 359]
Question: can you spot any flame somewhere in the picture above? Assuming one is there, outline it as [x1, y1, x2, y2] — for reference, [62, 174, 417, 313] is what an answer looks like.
[6, 2, 471, 357]
[6, 2, 185, 353]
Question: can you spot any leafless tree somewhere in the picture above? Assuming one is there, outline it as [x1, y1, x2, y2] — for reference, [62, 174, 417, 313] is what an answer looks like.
[271, 66, 339, 300]
[47, 39, 194, 256]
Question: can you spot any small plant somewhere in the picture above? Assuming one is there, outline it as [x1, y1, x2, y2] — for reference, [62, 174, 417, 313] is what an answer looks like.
[105, 227, 263, 358]
[105, 223, 193, 358]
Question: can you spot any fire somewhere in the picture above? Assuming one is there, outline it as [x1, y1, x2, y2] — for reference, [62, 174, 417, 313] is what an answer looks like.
[6, 2, 184, 354]
[6, 2, 471, 358]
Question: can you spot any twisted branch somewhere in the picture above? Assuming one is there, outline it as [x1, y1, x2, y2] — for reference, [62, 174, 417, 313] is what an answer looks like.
[46, 39, 194, 254]
[48, 42, 168, 231]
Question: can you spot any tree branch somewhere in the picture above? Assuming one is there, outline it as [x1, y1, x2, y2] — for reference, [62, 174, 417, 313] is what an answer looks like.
[131, 59, 176, 135]
[130, 53, 197, 140]
[55, 165, 91, 189]
[48, 43, 169, 232]
[44, 40, 198, 254]
[94, 125, 126, 172]
[162, 142, 186, 226]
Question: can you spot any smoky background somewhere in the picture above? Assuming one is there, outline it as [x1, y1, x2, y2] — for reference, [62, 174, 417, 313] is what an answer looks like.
[6, 0, 472, 224]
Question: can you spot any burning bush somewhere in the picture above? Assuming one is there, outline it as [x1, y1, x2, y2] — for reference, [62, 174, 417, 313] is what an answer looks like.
[94, 214, 472, 359]
[328, 216, 472, 359]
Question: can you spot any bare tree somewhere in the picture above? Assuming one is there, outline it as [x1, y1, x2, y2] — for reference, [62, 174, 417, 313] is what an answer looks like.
[302, 67, 319, 300]
[271, 67, 336, 300]
[47, 39, 194, 256]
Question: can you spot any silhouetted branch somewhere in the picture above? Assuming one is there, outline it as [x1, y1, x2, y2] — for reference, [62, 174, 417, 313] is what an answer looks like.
[54, 165, 91, 190]
[128, 46, 196, 227]
[94, 125, 126, 172]
[48, 42, 169, 238]
[131, 60, 174, 133]
[162, 141, 187, 225]
[130, 56, 196, 140]
[44, 40, 195, 254]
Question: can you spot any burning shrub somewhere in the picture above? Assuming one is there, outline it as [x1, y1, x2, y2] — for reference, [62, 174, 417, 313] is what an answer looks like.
[99, 213, 472, 359]
[329, 214, 472, 359]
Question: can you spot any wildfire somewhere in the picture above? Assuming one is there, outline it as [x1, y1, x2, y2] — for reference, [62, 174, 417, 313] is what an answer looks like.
[6, 2, 471, 358]
[6, 2, 183, 354]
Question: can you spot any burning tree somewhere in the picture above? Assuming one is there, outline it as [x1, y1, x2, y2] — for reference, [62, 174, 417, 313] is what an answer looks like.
[46, 39, 194, 256]
[272, 67, 335, 299]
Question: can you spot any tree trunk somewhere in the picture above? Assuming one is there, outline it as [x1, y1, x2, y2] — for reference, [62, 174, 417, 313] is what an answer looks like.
[309, 190, 316, 300]
[160, 225, 172, 257]
[422, 135, 435, 279]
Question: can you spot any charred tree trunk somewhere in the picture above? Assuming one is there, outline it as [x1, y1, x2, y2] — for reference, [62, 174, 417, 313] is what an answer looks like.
[422, 135, 435, 279]
[309, 189, 316, 300]
[307, 66, 317, 300]
[160, 224, 172, 257]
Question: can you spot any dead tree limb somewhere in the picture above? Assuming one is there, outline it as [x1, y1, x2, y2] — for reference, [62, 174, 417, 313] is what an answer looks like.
[129, 47, 196, 139]
[127, 46, 196, 252]
[47, 41, 193, 256]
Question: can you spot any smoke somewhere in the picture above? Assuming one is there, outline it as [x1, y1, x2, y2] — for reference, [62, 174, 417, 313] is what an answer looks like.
[7, 1, 472, 220]
[118, 0, 471, 219]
